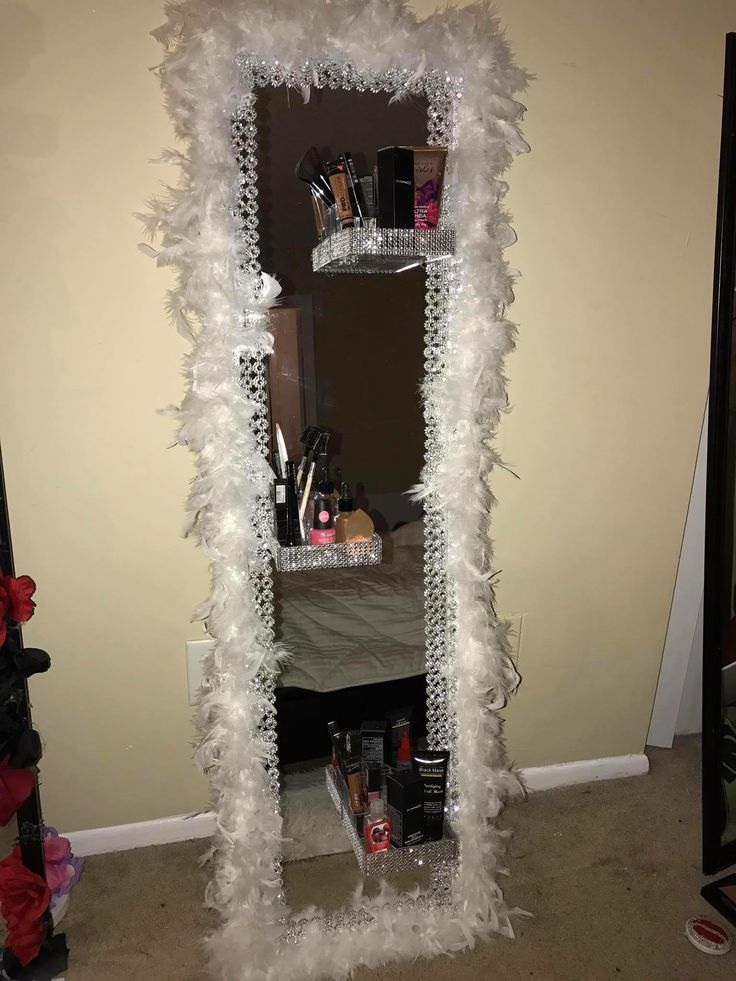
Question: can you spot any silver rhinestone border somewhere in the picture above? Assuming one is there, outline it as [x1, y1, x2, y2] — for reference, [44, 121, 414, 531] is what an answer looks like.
[232, 55, 463, 940]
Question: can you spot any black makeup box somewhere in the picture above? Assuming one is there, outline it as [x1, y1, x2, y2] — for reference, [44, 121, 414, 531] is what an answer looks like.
[386, 770, 424, 847]
[360, 720, 387, 768]
[376, 146, 414, 229]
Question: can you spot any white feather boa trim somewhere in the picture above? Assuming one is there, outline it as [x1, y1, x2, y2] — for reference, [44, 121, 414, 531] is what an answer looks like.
[145, 2, 530, 978]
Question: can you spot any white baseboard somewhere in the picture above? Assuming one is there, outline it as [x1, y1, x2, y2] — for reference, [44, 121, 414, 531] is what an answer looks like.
[65, 753, 649, 857]
[65, 810, 216, 857]
[520, 752, 649, 792]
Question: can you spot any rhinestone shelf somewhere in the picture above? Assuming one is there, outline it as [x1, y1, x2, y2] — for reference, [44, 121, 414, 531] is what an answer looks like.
[325, 765, 458, 878]
[312, 220, 456, 274]
[275, 534, 382, 572]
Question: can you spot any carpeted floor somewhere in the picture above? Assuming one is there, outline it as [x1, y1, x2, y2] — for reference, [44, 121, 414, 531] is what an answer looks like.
[61, 736, 735, 979]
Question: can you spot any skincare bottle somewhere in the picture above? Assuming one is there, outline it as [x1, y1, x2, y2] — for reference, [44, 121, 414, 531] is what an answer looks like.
[396, 730, 413, 772]
[317, 467, 339, 520]
[309, 497, 337, 545]
[363, 799, 391, 854]
[334, 482, 354, 543]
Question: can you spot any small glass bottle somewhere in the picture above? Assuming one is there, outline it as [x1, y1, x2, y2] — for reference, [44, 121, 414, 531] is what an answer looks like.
[334, 481, 354, 543]
[363, 799, 391, 853]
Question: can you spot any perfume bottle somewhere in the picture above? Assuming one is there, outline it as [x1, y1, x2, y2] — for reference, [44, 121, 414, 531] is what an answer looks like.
[363, 799, 391, 854]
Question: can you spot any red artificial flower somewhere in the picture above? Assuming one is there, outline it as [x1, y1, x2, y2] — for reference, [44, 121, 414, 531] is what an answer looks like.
[0, 851, 50, 966]
[0, 575, 36, 648]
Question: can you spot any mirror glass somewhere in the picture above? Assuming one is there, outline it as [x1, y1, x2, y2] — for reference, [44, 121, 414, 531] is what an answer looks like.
[256, 84, 438, 915]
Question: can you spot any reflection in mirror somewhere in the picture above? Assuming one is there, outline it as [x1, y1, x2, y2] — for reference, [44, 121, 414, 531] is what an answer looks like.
[257, 84, 446, 915]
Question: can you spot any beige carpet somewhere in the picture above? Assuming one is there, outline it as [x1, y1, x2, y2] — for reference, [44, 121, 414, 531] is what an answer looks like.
[60, 737, 735, 979]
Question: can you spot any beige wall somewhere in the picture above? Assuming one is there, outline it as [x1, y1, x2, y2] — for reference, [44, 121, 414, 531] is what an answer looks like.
[0, 0, 730, 832]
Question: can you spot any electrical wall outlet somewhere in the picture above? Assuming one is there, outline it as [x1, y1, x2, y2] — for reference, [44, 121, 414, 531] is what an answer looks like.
[186, 638, 214, 705]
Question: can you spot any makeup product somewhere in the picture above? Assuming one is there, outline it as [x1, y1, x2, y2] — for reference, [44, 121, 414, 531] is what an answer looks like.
[309, 496, 337, 545]
[339, 152, 367, 220]
[327, 720, 340, 770]
[361, 720, 387, 769]
[334, 482, 354, 543]
[317, 467, 339, 514]
[364, 765, 382, 805]
[385, 706, 412, 767]
[296, 426, 319, 489]
[376, 146, 414, 229]
[346, 729, 362, 758]
[363, 799, 391, 854]
[275, 424, 289, 479]
[408, 146, 447, 229]
[299, 460, 316, 525]
[284, 461, 302, 546]
[386, 770, 424, 848]
[295, 147, 335, 205]
[412, 750, 450, 841]
[334, 731, 348, 777]
[326, 159, 354, 229]
[396, 730, 413, 772]
[358, 176, 376, 218]
[273, 476, 289, 546]
[345, 756, 364, 814]
[340, 508, 374, 543]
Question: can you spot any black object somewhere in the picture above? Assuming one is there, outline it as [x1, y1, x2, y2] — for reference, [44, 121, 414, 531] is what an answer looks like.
[0, 448, 46, 882]
[274, 476, 289, 546]
[360, 720, 386, 768]
[3, 930, 69, 980]
[317, 467, 334, 496]
[702, 872, 736, 927]
[284, 461, 301, 546]
[312, 496, 333, 531]
[339, 152, 367, 219]
[294, 146, 335, 205]
[275, 674, 427, 765]
[338, 481, 353, 512]
[386, 769, 424, 847]
[376, 146, 414, 229]
[703, 33, 736, 888]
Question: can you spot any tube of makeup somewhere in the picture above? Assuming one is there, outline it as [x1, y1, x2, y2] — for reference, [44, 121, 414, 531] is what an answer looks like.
[412, 750, 450, 841]
[345, 756, 364, 814]
[339, 152, 366, 221]
[284, 460, 302, 546]
[326, 159, 354, 229]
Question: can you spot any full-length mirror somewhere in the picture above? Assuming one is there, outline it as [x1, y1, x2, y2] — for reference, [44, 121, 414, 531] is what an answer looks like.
[255, 83, 452, 916]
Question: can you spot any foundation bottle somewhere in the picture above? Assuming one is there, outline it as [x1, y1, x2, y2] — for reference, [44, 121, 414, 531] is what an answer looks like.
[334, 482, 354, 544]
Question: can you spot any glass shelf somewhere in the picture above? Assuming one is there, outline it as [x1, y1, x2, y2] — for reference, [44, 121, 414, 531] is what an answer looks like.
[275, 534, 382, 573]
[324, 765, 458, 878]
[312, 220, 456, 274]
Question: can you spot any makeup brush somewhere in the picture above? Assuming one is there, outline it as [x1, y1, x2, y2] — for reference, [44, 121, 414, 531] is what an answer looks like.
[275, 423, 289, 479]
[295, 147, 335, 205]
[296, 425, 320, 489]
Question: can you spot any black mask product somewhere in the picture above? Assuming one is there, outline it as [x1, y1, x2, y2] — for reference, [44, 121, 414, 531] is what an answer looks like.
[412, 749, 450, 841]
